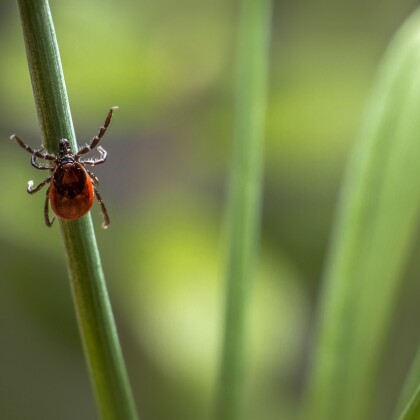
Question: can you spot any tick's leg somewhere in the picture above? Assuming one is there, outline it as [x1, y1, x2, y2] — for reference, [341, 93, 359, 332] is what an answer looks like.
[31, 154, 54, 170]
[10, 135, 55, 160]
[10, 134, 37, 154]
[86, 170, 99, 185]
[80, 146, 107, 166]
[27, 177, 51, 194]
[93, 186, 110, 229]
[76, 106, 118, 158]
[44, 186, 55, 227]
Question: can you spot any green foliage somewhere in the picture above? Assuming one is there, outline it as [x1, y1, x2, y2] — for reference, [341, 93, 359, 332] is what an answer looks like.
[5, 0, 420, 419]
[395, 350, 420, 420]
[302, 8, 420, 420]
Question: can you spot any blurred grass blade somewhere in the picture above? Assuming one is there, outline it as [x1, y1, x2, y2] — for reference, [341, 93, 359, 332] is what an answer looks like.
[302, 8, 420, 420]
[214, 0, 272, 420]
[16, 0, 139, 418]
[394, 349, 420, 420]
[396, 385, 420, 420]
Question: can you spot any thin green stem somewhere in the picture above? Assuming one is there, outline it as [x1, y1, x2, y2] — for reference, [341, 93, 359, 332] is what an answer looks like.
[16, 1, 139, 419]
[214, 1, 272, 420]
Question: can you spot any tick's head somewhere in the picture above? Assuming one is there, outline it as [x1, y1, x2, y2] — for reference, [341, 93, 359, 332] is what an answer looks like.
[58, 139, 73, 157]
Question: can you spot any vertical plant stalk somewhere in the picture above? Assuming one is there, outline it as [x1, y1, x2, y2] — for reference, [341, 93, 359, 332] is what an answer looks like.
[214, 1, 272, 420]
[302, 7, 420, 420]
[16, 1, 139, 419]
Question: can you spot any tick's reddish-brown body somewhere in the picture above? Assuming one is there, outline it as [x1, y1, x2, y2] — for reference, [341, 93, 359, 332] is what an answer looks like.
[50, 161, 94, 220]
[10, 107, 117, 229]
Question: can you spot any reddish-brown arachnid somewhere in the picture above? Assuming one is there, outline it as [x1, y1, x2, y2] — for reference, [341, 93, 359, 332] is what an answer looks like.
[10, 106, 118, 229]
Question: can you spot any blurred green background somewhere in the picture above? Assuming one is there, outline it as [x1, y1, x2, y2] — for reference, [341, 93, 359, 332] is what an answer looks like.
[1, 1, 419, 419]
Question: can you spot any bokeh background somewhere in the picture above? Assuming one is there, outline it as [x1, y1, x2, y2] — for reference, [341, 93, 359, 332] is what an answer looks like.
[0, 1, 419, 419]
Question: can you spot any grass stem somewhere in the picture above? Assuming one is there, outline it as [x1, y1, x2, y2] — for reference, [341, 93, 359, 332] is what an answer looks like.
[16, 1, 139, 418]
[214, 1, 272, 419]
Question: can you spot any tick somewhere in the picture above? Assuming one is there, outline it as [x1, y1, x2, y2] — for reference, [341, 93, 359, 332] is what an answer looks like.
[10, 106, 118, 229]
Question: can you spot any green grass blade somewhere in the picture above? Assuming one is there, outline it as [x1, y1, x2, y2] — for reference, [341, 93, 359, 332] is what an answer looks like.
[302, 8, 420, 420]
[397, 385, 420, 420]
[214, 1, 272, 420]
[16, 1, 139, 418]
[394, 349, 420, 420]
